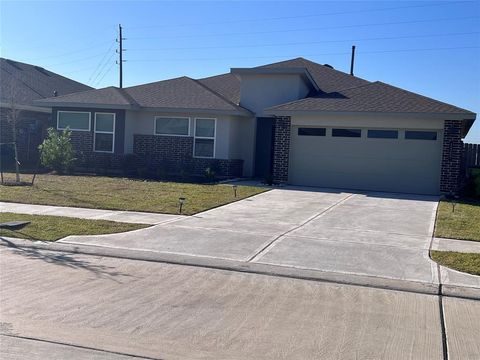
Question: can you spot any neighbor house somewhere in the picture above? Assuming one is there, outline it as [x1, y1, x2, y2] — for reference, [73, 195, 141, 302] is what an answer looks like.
[0, 58, 92, 165]
[34, 57, 476, 195]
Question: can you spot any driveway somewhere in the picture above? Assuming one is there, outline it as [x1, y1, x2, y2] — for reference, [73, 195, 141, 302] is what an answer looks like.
[60, 188, 439, 284]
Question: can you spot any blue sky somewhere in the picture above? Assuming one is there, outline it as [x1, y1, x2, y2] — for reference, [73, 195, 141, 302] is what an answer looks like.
[1, 1, 479, 142]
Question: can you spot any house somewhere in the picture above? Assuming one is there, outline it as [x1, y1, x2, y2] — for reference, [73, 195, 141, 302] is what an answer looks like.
[34, 57, 476, 195]
[0, 58, 92, 165]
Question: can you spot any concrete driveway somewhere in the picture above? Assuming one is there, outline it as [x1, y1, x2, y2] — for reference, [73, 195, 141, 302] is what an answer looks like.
[61, 188, 439, 284]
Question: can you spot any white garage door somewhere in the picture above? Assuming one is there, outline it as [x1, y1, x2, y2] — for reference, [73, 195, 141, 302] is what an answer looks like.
[289, 126, 443, 195]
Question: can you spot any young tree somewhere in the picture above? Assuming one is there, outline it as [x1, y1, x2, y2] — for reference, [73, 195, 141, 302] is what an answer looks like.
[38, 128, 76, 174]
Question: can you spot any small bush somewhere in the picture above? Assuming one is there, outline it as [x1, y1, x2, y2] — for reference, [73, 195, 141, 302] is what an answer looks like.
[38, 128, 76, 174]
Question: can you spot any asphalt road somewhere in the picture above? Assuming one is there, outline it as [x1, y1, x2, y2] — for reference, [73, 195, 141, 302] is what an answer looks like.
[0, 246, 479, 360]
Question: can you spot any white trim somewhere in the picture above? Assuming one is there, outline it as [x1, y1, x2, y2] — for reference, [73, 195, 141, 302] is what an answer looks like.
[93, 112, 115, 153]
[57, 110, 91, 131]
[154, 116, 190, 137]
[193, 117, 216, 158]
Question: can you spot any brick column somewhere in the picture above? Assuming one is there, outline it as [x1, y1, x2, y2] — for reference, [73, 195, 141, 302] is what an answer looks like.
[440, 120, 463, 193]
[272, 116, 291, 183]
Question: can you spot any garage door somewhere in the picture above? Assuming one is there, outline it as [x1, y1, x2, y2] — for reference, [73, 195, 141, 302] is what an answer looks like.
[289, 126, 443, 195]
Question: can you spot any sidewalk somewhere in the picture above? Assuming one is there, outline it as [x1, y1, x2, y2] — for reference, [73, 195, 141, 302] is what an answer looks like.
[432, 237, 480, 254]
[0, 202, 183, 225]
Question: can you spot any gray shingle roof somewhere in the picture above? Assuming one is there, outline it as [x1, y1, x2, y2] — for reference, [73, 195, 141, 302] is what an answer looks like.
[35, 86, 135, 107]
[267, 81, 475, 115]
[0, 58, 92, 106]
[198, 73, 241, 105]
[36, 76, 250, 114]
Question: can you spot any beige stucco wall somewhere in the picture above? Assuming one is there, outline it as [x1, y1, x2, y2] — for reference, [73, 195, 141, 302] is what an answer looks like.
[124, 110, 255, 176]
[238, 74, 310, 116]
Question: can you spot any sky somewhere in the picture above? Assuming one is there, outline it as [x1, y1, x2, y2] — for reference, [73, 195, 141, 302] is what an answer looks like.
[1, 0, 479, 142]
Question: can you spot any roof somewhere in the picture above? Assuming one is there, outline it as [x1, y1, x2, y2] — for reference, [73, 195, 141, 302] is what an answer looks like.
[0, 58, 92, 106]
[32, 56, 475, 118]
[36, 76, 251, 115]
[266, 81, 476, 116]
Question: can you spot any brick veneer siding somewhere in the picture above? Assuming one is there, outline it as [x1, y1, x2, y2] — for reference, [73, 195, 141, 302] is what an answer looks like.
[133, 134, 243, 178]
[440, 120, 463, 193]
[272, 116, 291, 183]
[0, 107, 53, 165]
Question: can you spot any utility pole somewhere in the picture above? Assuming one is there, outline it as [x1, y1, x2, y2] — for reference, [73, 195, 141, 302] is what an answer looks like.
[117, 24, 126, 88]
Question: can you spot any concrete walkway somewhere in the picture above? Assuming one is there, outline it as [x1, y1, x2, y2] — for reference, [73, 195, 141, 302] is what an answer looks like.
[432, 237, 480, 253]
[0, 202, 183, 225]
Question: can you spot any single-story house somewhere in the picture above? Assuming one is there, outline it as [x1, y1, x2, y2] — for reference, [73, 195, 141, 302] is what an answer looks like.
[0, 58, 92, 165]
[34, 57, 476, 195]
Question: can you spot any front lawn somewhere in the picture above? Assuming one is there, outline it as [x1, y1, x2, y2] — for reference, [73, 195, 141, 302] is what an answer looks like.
[431, 251, 480, 276]
[0, 213, 148, 241]
[0, 173, 266, 215]
[435, 200, 480, 242]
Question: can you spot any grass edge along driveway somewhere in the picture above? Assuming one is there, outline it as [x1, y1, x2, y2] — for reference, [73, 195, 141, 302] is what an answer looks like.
[0, 212, 148, 241]
[434, 200, 480, 242]
[431, 250, 480, 276]
[0, 173, 267, 215]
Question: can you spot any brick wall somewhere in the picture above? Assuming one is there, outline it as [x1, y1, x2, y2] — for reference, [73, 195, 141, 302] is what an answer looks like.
[0, 107, 53, 165]
[133, 134, 243, 178]
[272, 116, 291, 183]
[440, 120, 463, 193]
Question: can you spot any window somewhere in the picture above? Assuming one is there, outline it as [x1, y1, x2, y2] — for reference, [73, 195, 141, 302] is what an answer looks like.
[194, 118, 215, 158]
[298, 127, 326, 136]
[332, 128, 361, 138]
[155, 117, 189, 136]
[368, 129, 398, 139]
[405, 130, 437, 141]
[94, 113, 115, 153]
[57, 111, 90, 131]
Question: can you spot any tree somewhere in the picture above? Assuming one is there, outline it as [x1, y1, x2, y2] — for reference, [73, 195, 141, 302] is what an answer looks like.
[38, 128, 76, 174]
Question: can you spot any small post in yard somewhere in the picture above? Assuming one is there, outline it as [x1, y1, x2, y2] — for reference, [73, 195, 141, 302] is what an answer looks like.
[232, 185, 238, 198]
[178, 197, 186, 214]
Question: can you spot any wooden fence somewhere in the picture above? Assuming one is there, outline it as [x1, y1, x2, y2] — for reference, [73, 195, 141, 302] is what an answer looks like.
[463, 143, 480, 168]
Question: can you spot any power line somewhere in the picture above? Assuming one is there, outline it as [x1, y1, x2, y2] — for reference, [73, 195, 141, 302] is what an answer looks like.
[127, 16, 479, 40]
[125, 2, 465, 30]
[28, 40, 112, 61]
[95, 61, 115, 87]
[49, 52, 111, 67]
[128, 31, 480, 52]
[127, 45, 480, 62]
[88, 40, 116, 82]
[90, 52, 115, 86]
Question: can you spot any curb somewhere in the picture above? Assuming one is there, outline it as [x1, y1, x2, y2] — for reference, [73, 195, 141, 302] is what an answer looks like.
[1, 237, 479, 300]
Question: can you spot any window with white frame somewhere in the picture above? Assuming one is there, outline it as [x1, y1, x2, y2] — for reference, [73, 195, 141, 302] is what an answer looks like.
[57, 111, 90, 131]
[194, 118, 215, 158]
[154, 117, 189, 136]
[94, 113, 115, 153]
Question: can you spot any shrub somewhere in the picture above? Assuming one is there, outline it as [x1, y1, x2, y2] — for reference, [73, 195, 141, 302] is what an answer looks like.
[38, 128, 76, 174]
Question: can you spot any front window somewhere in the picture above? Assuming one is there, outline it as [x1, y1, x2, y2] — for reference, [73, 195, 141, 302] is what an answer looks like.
[194, 118, 215, 158]
[57, 111, 90, 131]
[94, 113, 115, 152]
[155, 117, 189, 136]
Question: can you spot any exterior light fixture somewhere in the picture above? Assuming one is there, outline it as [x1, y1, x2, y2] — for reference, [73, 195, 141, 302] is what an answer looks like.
[179, 197, 186, 213]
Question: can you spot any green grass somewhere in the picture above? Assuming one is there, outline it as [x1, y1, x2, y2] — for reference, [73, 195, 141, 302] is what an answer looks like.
[0, 173, 266, 215]
[0, 212, 148, 241]
[435, 200, 480, 242]
[431, 251, 480, 276]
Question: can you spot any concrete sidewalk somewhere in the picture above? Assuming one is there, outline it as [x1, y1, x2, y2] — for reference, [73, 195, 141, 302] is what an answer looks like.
[0, 202, 183, 225]
[432, 237, 480, 253]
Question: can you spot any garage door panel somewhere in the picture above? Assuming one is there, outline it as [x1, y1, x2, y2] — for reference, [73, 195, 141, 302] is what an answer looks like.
[289, 126, 442, 195]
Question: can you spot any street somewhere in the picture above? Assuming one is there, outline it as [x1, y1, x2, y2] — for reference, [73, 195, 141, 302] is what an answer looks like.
[1, 246, 479, 359]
